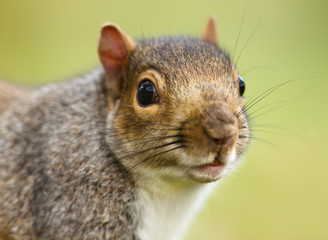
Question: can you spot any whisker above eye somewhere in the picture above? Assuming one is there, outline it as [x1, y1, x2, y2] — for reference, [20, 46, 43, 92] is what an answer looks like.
[235, 20, 261, 67]
[232, 11, 246, 62]
[239, 66, 273, 77]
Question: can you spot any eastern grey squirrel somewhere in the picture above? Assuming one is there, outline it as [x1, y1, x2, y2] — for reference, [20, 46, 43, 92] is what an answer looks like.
[0, 17, 249, 240]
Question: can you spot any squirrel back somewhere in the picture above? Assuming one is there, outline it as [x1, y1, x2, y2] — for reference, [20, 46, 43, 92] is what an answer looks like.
[0, 18, 249, 240]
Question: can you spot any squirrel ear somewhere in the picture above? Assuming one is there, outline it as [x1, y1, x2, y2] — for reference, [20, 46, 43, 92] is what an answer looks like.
[98, 23, 135, 106]
[201, 16, 218, 45]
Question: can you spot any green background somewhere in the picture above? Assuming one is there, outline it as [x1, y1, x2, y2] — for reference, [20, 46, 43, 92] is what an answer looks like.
[0, 0, 327, 239]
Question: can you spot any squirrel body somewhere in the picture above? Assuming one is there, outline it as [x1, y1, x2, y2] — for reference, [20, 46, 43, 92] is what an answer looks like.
[0, 18, 249, 240]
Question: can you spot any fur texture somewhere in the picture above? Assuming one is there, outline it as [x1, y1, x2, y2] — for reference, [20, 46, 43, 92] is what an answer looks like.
[0, 31, 249, 239]
[0, 70, 138, 239]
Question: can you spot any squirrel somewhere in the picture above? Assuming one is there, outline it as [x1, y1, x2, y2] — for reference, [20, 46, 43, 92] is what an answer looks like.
[0, 17, 249, 240]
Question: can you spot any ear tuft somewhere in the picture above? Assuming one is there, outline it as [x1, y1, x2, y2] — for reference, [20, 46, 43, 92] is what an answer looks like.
[201, 16, 218, 45]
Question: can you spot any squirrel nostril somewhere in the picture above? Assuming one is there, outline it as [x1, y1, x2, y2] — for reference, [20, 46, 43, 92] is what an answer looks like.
[201, 108, 237, 150]
[203, 126, 236, 148]
[212, 134, 234, 148]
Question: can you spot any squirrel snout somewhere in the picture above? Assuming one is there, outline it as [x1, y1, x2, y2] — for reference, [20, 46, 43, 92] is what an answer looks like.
[202, 109, 237, 151]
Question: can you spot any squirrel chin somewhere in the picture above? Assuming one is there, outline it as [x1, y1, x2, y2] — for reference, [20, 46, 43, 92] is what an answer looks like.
[186, 150, 237, 183]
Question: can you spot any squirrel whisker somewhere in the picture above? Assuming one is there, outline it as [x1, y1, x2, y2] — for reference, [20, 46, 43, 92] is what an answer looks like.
[235, 21, 261, 67]
[248, 124, 305, 142]
[246, 136, 286, 152]
[248, 102, 290, 121]
[236, 80, 294, 118]
[108, 134, 185, 150]
[77, 138, 186, 182]
[105, 127, 183, 139]
[246, 99, 291, 120]
[118, 139, 185, 162]
[127, 145, 185, 172]
[232, 11, 245, 62]
[239, 66, 273, 77]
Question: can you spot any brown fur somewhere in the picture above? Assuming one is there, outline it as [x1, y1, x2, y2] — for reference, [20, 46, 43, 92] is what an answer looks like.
[0, 226, 14, 240]
[105, 36, 249, 181]
[0, 20, 249, 239]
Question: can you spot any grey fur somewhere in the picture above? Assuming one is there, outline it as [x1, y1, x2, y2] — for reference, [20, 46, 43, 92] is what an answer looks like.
[0, 34, 249, 240]
[0, 69, 139, 240]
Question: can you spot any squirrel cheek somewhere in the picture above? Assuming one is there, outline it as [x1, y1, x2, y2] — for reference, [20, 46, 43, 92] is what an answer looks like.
[239, 97, 245, 106]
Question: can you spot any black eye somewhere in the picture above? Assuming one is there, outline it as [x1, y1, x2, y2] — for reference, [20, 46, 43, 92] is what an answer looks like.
[137, 79, 160, 106]
[238, 75, 245, 96]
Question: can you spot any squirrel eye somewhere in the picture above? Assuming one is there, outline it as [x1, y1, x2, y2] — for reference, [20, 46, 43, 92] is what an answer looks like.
[137, 79, 160, 106]
[238, 75, 245, 96]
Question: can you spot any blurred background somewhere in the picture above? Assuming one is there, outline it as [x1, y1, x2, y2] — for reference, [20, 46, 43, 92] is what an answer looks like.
[0, 0, 327, 239]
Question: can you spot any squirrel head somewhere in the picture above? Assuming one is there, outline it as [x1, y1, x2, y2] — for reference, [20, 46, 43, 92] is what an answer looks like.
[98, 17, 249, 183]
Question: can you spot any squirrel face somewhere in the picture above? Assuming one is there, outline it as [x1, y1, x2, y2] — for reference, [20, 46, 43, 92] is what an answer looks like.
[99, 19, 249, 183]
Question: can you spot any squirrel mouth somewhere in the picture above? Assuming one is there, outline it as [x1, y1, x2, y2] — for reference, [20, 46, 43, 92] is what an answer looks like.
[208, 155, 223, 166]
[191, 154, 226, 180]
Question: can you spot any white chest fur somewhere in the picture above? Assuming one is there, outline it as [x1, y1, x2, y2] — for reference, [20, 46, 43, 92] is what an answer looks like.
[135, 177, 217, 240]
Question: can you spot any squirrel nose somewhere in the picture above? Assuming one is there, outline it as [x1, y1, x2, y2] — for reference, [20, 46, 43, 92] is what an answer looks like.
[202, 109, 237, 150]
